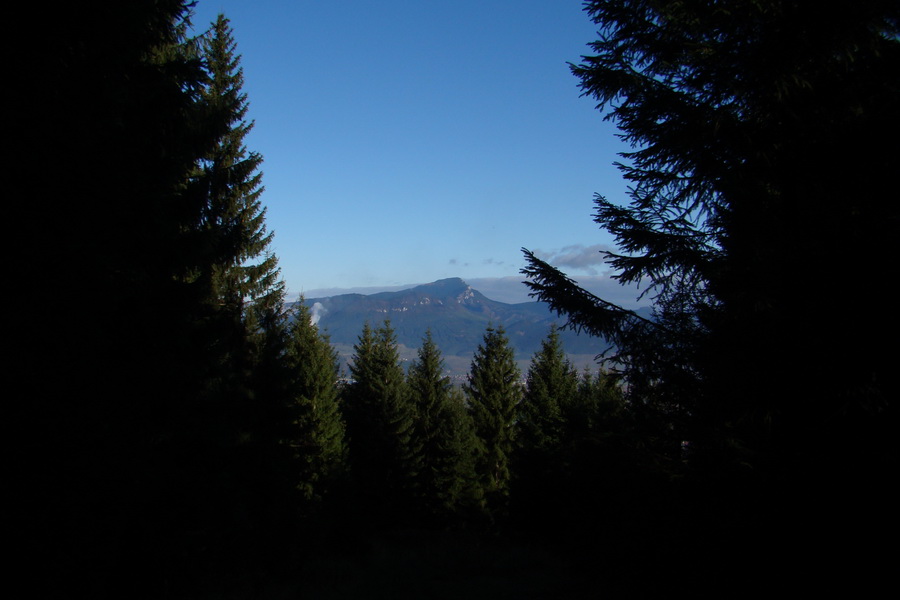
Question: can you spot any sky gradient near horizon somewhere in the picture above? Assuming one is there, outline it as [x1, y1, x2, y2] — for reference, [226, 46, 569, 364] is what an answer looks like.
[190, 0, 640, 304]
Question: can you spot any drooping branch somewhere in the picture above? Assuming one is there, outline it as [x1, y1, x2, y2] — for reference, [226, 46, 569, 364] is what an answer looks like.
[520, 248, 660, 342]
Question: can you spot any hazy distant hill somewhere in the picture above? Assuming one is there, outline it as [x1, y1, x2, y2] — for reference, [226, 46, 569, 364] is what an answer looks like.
[295, 277, 637, 379]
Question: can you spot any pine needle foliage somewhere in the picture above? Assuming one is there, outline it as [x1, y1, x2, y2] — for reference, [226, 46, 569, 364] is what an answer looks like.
[406, 330, 479, 520]
[464, 325, 522, 514]
[195, 14, 284, 322]
[522, 0, 900, 474]
[518, 325, 580, 453]
[286, 300, 348, 506]
[345, 321, 420, 516]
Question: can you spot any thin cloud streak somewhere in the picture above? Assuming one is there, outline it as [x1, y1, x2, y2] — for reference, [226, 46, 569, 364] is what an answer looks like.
[532, 244, 614, 276]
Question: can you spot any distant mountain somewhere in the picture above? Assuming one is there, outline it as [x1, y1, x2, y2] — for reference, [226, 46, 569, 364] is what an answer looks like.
[295, 278, 630, 377]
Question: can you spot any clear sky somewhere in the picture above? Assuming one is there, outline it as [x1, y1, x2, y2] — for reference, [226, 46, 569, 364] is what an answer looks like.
[190, 0, 639, 304]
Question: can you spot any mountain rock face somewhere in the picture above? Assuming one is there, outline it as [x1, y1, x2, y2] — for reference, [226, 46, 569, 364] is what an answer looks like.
[298, 278, 611, 363]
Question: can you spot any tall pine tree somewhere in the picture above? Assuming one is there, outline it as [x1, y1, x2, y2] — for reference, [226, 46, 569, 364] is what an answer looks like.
[569, 367, 627, 439]
[195, 15, 287, 400]
[518, 325, 579, 453]
[286, 300, 348, 507]
[146, 13, 297, 577]
[464, 325, 522, 516]
[406, 330, 478, 520]
[345, 321, 419, 518]
[520, 2, 900, 589]
[522, 0, 900, 480]
[16, 2, 286, 594]
[196, 14, 282, 316]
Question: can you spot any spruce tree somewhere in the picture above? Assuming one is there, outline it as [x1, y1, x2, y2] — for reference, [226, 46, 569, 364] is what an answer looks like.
[464, 325, 522, 515]
[168, 15, 296, 563]
[433, 387, 481, 519]
[518, 325, 579, 453]
[345, 321, 419, 516]
[522, 0, 900, 479]
[406, 330, 450, 503]
[406, 330, 478, 519]
[196, 14, 283, 315]
[569, 367, 627, 438]
[286, 300, 347, 506]
[17, 2, 265, 593]
[194, 15, 286, 385]
[512, 326, 581, 527]
[519, 4, 900, 584]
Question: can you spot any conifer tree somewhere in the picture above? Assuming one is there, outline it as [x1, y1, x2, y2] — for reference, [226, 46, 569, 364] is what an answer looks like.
[196, 14, 283, 318]
[518, 325, 579, 453]
[522, 0, 900, 481]
[18, 2, 285, 592]
[512, 326, 582, 526]
[464, 325, 522, 514]
[171, 15, 290, 472]
[345, 321, 419, 515]
[194, 17, 287, 409]
[433, 387, 481, 518]
[286, 300, 347, 505]
[569, 367, 627, 438]
[407, 331, 450, 437]
[151, 14, 298, 572]
[406, 330, 450, 502]
[406, 330, 478, 519]
[187, 14, 287, 408]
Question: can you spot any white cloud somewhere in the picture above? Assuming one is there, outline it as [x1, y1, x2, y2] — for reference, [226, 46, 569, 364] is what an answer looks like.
[534, 244, 613, 275]
[469, 275, 648, 308]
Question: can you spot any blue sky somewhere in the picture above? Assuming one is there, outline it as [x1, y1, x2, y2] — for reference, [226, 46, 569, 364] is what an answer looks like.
[190, 1, 640, 304]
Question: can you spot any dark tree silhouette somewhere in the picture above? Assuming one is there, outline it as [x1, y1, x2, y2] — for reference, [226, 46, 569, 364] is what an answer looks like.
[18, 2, 228, 594]
[194, 14, 284, 323]
[522, 0, 899, 480]
[286, 300, 348, 507]
[464, 325, 521, 516]
[521, 1, 899, 593]
[406, 330, 479, 520]
[344, 321, 420, 518]
[16, 4, 297, 594]
[517, 325, 579, 453]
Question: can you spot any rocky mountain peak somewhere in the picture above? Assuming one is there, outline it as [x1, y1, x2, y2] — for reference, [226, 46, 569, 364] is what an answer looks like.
[299, 278, 610, 364]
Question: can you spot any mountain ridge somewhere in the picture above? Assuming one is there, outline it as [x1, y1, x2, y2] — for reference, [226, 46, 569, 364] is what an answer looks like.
[295, 278, 622, 377]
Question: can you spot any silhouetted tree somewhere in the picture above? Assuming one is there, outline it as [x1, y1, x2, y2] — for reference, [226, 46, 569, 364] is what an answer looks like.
[464, 325, 521, 516]
[521, 2, 899, 591]
[16, 5, 302, 593]
[286, 300, 347, 507]
[512, 330, 640, 532]
[17, 2, 253, 594]
[193, 13, 289, 442]
[406, 330, 479, 520]
[517, 325, 579, 453]
[345, 321, 419, 517]
[166, 14, 298, 571]
[433, 386, 481, 519]
[196, 14, 284, 323]
[522, 0, 900, 480]
[568, 367, 627, 438]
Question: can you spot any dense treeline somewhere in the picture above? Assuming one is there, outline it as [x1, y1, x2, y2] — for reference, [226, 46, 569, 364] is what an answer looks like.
[308, 316, 638, 535]
[15, 0, 896, 596]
